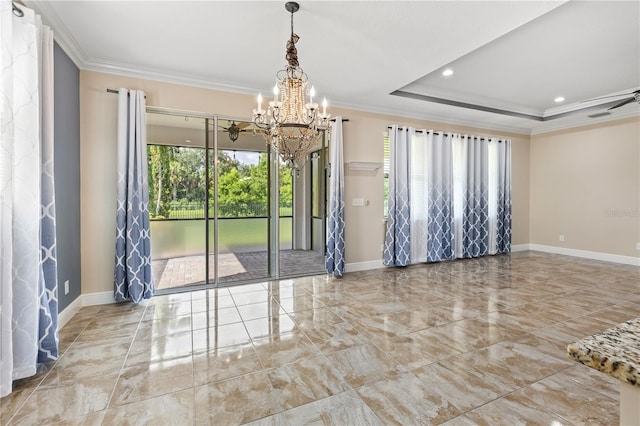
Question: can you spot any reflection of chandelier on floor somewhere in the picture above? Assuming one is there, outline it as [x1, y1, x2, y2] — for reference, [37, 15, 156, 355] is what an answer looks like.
[252, 1, 330, 173]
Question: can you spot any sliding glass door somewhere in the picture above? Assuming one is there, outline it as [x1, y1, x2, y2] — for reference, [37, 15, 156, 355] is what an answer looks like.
[147, 109, 327, 292]
[147, 112, 209, 290]
[215, 119, 271, 284]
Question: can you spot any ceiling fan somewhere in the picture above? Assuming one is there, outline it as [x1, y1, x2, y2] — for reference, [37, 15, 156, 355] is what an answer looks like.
[220, 121, 252, 142]
[608, 90, 640, 110]
[582, 89, 640, 110]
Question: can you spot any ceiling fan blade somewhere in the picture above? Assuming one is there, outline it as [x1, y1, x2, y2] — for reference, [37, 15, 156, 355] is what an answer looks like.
[237, 122, 252, 129]
[581, 90, 639, 103]
[608, 97, 635, 110]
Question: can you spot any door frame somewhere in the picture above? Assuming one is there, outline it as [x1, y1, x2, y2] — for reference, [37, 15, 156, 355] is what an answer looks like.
[147, 107, 326, 293]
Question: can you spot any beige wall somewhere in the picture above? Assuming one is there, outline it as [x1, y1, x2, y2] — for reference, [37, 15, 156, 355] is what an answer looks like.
[530, 117, 640, 258]
[80, 70, 530, 295]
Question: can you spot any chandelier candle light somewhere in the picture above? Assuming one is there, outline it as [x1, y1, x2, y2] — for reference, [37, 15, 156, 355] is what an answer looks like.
[252, 1, 331, 173]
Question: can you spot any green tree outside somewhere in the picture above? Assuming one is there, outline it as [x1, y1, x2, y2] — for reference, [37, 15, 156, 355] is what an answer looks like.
[148, 145, 174, 218]
[148, 146, 293, 219]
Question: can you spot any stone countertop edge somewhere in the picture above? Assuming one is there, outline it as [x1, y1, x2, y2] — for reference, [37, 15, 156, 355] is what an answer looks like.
[567, 318, 640, 388]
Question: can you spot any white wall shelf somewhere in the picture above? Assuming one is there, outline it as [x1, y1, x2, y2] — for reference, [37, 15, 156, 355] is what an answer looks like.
[346, 161, 382, 171]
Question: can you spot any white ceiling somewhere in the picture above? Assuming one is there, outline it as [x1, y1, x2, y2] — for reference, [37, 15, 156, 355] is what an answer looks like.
[25, 0, 640, 135]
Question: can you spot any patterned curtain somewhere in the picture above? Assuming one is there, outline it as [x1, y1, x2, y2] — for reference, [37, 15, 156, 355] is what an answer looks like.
[425, 132, 455, 262]
[494, 139, 511, 253]
[114, 89, 154, 303]
[326, 117, 345, 276]
[459, 135, 489, 258]
[383, 126, 411, 266]
[384, 125, 511, 268]
[0, 3, 57, 397]
[37, 13, 58, 363]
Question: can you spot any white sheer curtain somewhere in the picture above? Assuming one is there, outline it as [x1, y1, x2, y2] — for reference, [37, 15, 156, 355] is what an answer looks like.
[0, 2, 57, 397]
[410, 129, 428, 263]
[409, 130, 454, 263]
[452, 136, 465, 257]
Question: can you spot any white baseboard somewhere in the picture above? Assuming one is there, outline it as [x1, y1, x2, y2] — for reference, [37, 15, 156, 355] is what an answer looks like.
[58, 296, 83, 329]
[341, 245, 640, 269]
[528, 244, 640, 266]
[82, 291, 116, 306]
[57, 291, 118, 328]
[345, 259, 385, 273]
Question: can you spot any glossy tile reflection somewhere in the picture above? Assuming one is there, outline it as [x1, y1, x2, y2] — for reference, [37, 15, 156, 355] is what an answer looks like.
[3, 251, 638, 425]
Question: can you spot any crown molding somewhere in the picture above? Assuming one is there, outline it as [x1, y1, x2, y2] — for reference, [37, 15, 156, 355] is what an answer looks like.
[82, 59, 262, 97]
[23, 0, 86, 68]
[79, 58, 535, 136]
[543, 86, 640, 116]
[399, 86, 543, 118]
[328, 99, 532, 136]
[530, 108, 640, 135]
[49, 52, 640, 138]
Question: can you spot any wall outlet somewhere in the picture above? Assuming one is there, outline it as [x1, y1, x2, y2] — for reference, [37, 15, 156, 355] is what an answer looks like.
[636, 242, 640, 251]
[380, 244, 384, 252]
[559, 235, 565, 242]
[64, 280, 69, 295]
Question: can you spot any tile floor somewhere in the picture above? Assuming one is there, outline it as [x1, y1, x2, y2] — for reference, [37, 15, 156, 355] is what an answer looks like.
[2, 251, 639, 425]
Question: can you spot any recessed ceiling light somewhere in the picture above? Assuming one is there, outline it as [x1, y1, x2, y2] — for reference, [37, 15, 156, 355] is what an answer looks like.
[554, 96, 565, 103]
[442, 69, 454, 77]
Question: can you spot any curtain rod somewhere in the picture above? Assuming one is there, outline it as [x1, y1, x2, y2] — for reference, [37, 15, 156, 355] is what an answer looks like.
[387, 126, 500, 142]
[330, 118, 349, 122]
[106, 88, 147, 99]
[12, 1, 24, 17]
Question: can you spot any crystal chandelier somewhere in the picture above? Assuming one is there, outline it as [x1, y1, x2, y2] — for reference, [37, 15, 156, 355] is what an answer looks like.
[252, 1, 330, 173]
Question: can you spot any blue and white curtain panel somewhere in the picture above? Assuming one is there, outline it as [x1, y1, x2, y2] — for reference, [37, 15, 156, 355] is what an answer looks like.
[460, 135, 490, 258]
[494, 140, 512, 253]
[383, 125, 411, 266]
[423, 132, 455, 263]
[385, 126, 511, 267]
[0, 2, 58, 397]
[326, 117, 346, 276]
[38, 23, 58, 363]
[114, 89, 154, 303]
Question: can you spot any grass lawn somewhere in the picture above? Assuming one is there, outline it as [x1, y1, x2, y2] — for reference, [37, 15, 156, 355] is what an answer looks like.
[150, 217, 293, 258]
[219, 218, 292, 250]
